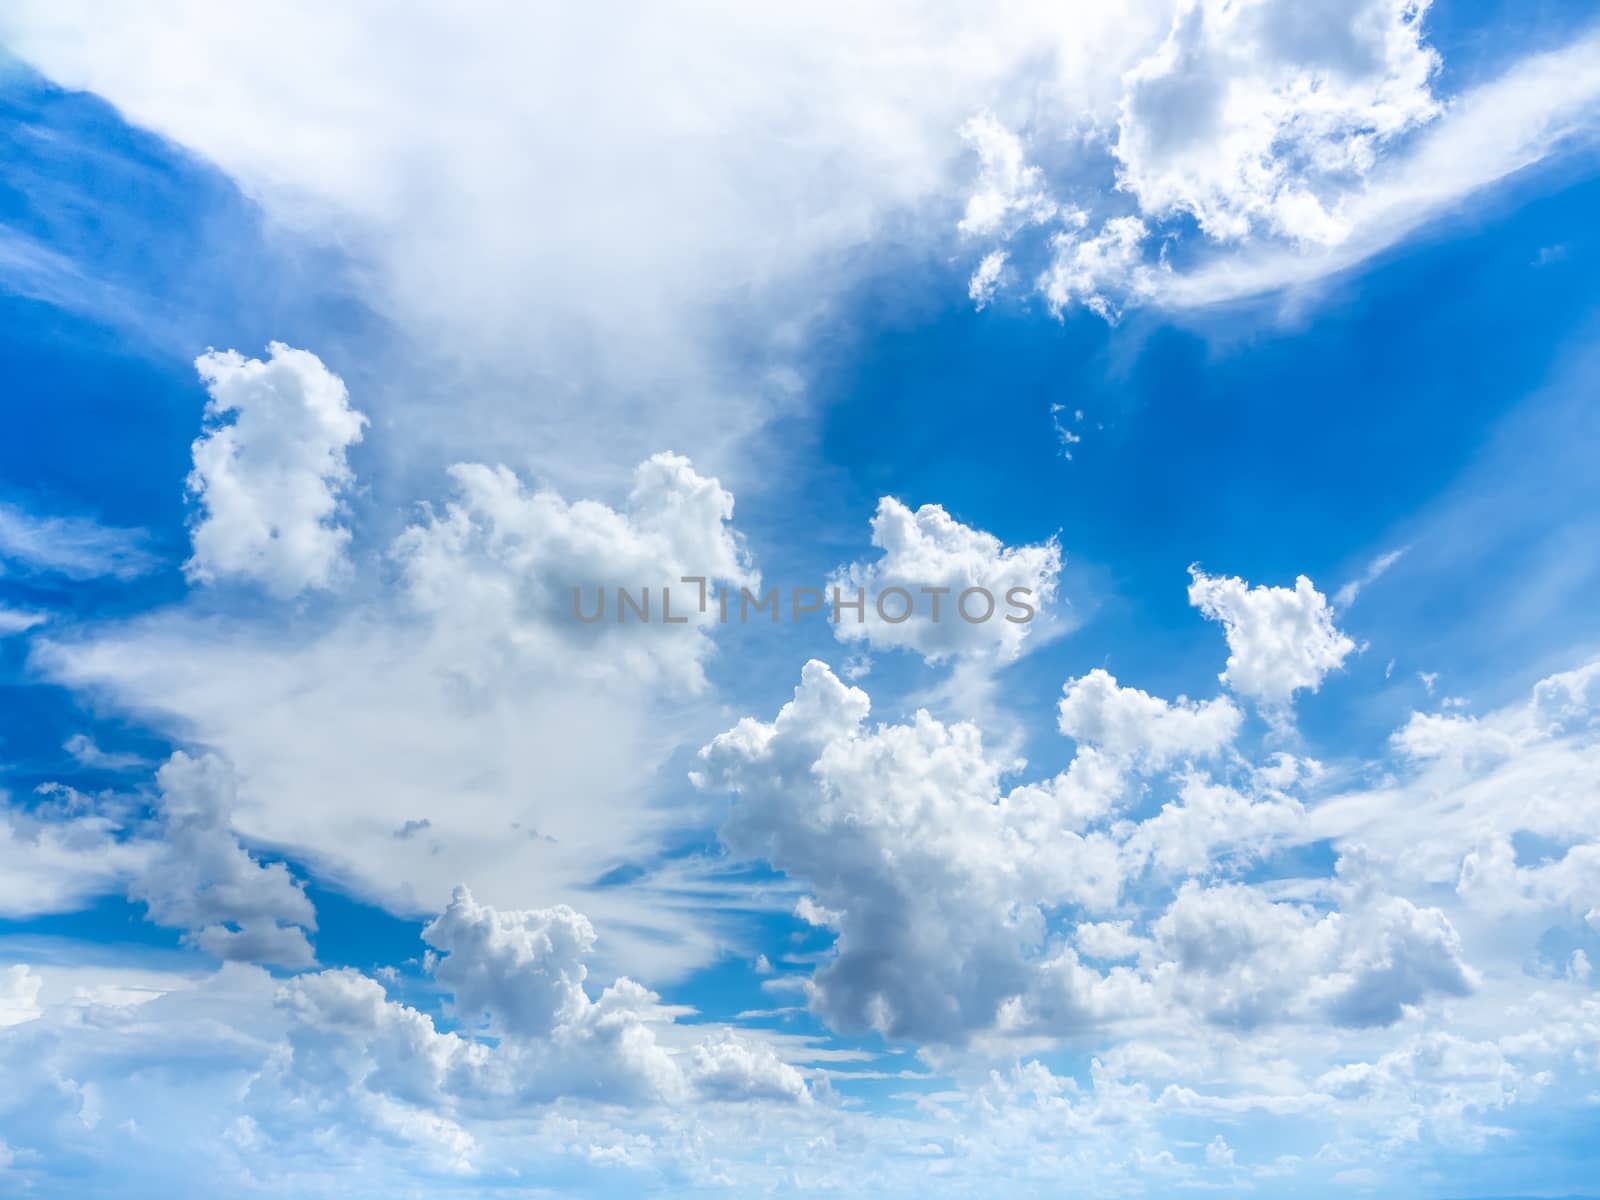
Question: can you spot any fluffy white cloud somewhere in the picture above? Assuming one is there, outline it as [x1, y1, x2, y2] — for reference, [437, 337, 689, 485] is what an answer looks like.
[393, 450, 754, 690]
[687, 1033, 811, 1103]
[1187, 567, 1355, 710]
[1122, 774, 1304, 877]
[1113, 0, 1440, 245]
[697, 659, 1143, 1042]
[1057, 668, 1241, 770]
[185, 343, 367, 597]
[829, 498, 1061, 665]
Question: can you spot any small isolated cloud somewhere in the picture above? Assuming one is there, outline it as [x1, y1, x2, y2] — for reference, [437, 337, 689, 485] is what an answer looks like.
[968, 249, 1007, 309]
[63, 733, 144, 770]
[186, 343, 367, 598]
[1188, 566, 1355, 712]
[1334, 545, 1408, 609]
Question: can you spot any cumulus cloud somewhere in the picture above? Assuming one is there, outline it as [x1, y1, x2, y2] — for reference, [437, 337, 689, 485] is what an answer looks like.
[829, 498, 1061, 665]
[1153, 881, 1475, 1029]
[1187, 567, 1355, 711]
[185, 343, 367, 597]
[1057, 668, 1241, 770]
[262, 885, 810, 1131]
[698, 659, 1149, 1041]
[393, 450, 754, 690]
[419, 886, 678, 1102]
[131, 752, 317, 968]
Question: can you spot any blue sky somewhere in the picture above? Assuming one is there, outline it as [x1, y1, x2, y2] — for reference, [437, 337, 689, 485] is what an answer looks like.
[3, 3, 1600, 1197]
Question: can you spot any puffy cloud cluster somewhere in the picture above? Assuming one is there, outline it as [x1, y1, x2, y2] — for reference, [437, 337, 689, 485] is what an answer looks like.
[695, 650, 1479, 1046]
[1152, 882, 1474, 1029]
[186, 343, 367, 597]
[691, 563, 1560, 1056]
[697, 660, 1143, 1041]
[244, 884, 813, 1170]
[1187, 567, 1355, 712]
[829, 498, 1060, 665]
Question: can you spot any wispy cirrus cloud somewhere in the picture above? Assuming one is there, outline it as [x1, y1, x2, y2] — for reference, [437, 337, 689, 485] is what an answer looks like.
[0, 501, 155, 580]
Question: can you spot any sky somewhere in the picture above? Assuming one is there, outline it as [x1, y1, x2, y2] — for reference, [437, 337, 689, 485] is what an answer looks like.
[2, 2, 1600, 1196]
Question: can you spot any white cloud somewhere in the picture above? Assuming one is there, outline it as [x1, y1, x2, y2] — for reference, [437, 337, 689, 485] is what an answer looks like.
[829, 498, 1061, 665]
[37, 448, 760, 982]
[1334, 545, 1408, 608]
[185, 343, 367, 597]
[1113, 0, 1441, 246]
[968, 249, 1008, 309]
[688, 1034, 812, 1103]
[0, 1, 1167, 490]
[954, 4, 1600, 319]
[0, 965, 42, 1027]
[62, 733, 144, 771]
[1163, 27, 1600, 308]
[1039, 215, 1159, 321]
[1187, 567, 1355, 711]
[0, 608, 48, 637]
[956, 113, 1056, 239]
[0, 786, 153, 919]
[1057, 669, 1241, 770]
[1152, 881, 1475, 1029]
[131, 752, 317, 968]
[696, 659, 1143, 1042]
[392, 450, 755, 690]
[0, 502, 153, 580]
